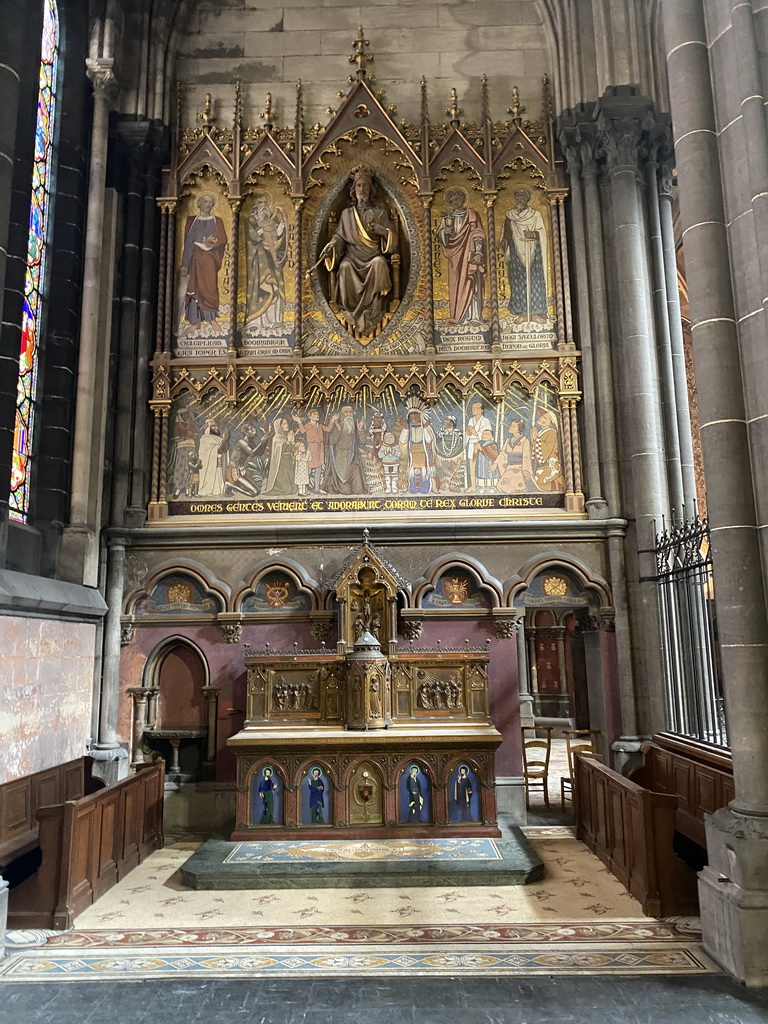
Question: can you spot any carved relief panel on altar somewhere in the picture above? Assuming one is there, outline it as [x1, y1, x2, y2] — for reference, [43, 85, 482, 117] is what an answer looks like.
[246, 664, 344, 724]
[390, 660, 490, 720]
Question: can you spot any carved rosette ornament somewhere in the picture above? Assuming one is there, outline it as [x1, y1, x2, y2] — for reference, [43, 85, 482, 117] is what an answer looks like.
[311, 618, 334, 644]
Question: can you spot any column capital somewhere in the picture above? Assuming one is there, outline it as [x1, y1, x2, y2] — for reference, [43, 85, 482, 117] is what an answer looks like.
[86, 57, 119, 103]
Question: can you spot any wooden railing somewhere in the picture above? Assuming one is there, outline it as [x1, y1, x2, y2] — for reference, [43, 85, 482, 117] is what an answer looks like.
[574, 754, 699, 917]
[0, 757, 103, 872]
[8, 761, 164, 929]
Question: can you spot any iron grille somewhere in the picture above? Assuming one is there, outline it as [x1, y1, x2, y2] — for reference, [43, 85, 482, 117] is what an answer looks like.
[653, 515, 727, 747]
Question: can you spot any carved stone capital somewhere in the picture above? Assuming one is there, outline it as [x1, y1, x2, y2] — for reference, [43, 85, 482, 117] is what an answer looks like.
[597, 115, 646, 172]
[492, 617, 519, 639]
[400, 618, 423, 641]
[120, 622, 135, 646]
[86, 57, 118, 102]
[219, 621, 243, 644]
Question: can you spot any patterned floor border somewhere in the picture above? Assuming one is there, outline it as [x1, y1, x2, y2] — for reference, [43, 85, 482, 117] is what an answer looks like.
[0, 920, 718, 981]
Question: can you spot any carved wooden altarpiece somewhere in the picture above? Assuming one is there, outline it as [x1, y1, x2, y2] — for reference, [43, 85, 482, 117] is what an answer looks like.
[229, 536, 502, 839]
[150, 30, 584, 525]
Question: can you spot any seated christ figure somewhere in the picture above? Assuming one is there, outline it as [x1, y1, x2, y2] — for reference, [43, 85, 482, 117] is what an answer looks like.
[319, 166, 396, 335]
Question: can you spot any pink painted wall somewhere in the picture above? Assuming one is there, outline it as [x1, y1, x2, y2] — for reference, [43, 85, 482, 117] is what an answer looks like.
[412, 620, 521, 777]
[0, 616, 96, 784]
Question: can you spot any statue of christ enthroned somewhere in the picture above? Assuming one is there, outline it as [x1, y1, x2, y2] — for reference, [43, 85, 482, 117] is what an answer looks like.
[318, 165, 397, 335]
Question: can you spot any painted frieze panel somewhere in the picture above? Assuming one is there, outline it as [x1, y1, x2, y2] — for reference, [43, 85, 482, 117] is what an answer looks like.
[133, 573, 222, 617]
[165, 381, 565, 516]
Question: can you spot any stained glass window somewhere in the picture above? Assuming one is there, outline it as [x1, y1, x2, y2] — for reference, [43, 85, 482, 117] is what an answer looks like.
[9, 0, 59, 521]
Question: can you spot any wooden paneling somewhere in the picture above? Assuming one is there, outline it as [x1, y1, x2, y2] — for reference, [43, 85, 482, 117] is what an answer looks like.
[0, 757, 95, 868]
[574, 755, 699, 917]
[8, 761, 165, 930]
[630, 735, 734, 850]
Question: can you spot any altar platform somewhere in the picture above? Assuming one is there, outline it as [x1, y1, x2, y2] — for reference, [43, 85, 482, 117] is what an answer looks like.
[180, 822, 543, 890]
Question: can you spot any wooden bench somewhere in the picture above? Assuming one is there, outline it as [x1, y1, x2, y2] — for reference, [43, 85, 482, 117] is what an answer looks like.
[574, 753, 699, 916]
[0, 757, 103, 875]
[8, 760, 164, 929]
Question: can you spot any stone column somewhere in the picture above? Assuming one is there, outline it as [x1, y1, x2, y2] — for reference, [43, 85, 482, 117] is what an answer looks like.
[516, 613, 535, 728]
[597, 89, 670, 738]
[0, 874, 7, 961]
[91, 537, 130, 783]
[560, 137, 606, 516]
[201, 685, 221, 768]
[658, 160, 697, 508]
[60, 58, 118, 585]
[663, 0, 768, 985]
[525, 627, 538, 696]
[127, 687, 150, 765]
[562, 116, 638, 741]
[646, 149, 685, 516]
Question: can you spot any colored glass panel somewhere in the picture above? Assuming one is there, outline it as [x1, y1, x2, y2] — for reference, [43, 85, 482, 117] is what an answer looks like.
[10, 0, 59, 521]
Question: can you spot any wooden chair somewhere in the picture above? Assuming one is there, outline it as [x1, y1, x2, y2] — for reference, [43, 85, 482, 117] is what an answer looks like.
[522, 728, 552, 807]
[561, 729, 601, 809]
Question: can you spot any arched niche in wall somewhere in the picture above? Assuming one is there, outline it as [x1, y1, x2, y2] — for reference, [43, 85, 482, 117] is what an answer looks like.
[506, 553, 613, 741]
[234, 559, 320, 616]
[411, 555, 502, 614]
[125, 563, 229, 625]
[130, 635, 216, 778]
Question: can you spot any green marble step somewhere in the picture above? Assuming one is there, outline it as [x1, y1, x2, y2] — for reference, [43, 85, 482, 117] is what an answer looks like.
[180, 826, 543, 889]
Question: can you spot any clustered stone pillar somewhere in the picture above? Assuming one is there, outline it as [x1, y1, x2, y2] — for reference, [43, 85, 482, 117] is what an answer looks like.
[60, 57, 118, 585]
[201, 686, 221, 768]
[662, 0, 768, 986]
[559, 90, 701, 750]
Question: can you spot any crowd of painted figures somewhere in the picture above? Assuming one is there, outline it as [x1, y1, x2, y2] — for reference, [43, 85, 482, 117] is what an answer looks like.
[169, 397, 565, 501]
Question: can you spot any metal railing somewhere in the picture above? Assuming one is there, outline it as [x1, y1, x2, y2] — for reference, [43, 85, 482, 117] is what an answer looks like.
[653, 515, 728, 747]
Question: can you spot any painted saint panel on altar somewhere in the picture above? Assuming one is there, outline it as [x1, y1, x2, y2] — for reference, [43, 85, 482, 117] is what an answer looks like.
[399, 764, 432, 825]
[174, 176, 232, 358]
[496, 177, 557, 353]
[301, 765, 332, 826]
[239, 174, 296, 358]
[251, 765, 283, 826]
[165, 381, 565, 516]
[448, 764, 481, 823]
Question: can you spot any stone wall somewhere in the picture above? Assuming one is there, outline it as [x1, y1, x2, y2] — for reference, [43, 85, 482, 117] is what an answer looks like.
[0, 616, 96, 784]
[175, 0, 551, 126]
